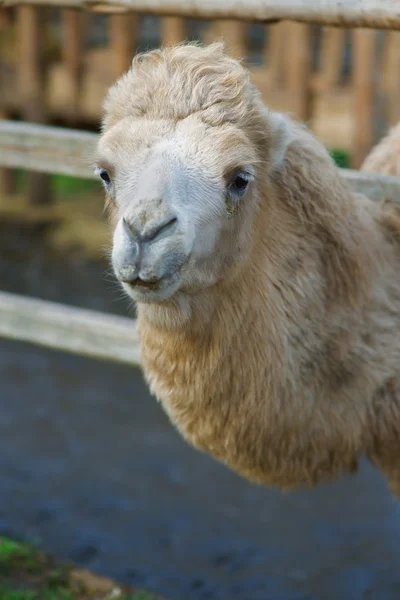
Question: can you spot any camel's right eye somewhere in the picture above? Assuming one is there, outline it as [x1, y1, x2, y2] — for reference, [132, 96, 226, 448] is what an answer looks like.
[99, 169, 111, 185]
[95, 167, 112, 187]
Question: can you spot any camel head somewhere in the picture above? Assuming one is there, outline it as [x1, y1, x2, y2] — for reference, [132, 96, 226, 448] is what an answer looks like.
[96, 43, 291, 304]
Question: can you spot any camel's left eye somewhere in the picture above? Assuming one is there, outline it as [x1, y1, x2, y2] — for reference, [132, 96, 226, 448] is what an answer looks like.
[228, 171, 253, 198]
[231, 175, 249, 193]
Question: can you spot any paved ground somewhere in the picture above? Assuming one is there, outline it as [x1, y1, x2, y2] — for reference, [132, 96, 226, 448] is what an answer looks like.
[1, 226, 400, 600]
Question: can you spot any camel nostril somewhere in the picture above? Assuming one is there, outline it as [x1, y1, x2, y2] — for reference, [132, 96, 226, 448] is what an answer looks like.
[147, 217, 178, 242]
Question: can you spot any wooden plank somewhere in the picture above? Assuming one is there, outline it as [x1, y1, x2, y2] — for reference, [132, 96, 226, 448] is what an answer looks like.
[161, 15, 186, 46]
[17, 5, 51, 204]
[0, 291, 141, 366]
[110, 13, 137, 78]
[1, 0, 400, 30]
[264, 22, 286, 86]
[382, 31, 400, 124]
[0, 121, 98, 179]
[352, 29, 376, 168]
[317, 26, 344, 90]
[209, 20, 246, 59]
[284, 22, 312, 121]
[62, 9, 85, 123]
[2, 121, 400, 204]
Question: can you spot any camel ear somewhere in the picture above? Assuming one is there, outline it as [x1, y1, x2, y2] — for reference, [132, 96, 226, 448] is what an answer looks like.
[269, 112, 293, 171]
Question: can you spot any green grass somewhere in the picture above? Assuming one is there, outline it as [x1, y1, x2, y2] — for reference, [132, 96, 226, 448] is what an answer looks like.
[0, 537, 164, 600]
[330, 148, 351, 169]
[13, 170, 99, 197]
[0, 587, 73, 600]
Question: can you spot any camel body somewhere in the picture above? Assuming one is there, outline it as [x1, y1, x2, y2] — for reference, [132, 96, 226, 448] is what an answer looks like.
[96, 43, 400, 494]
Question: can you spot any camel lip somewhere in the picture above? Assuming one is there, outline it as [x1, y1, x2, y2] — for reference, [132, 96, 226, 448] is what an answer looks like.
[127, 277, 164, 291]
[122, 266, 184, 302]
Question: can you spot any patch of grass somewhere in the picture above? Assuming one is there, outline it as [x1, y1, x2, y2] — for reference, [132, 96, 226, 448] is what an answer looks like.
[0, 537, 166, 600]
[0, 538, 25, 560]
[330, 148, 351, 169]
[51, 174, 98, 196]
[12, 170, 99, 197]
[0, 537, 45, 574]
[0, 587, 73, 600]
[0, 589, 35, 600]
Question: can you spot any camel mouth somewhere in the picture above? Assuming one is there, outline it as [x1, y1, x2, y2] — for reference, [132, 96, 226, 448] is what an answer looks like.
[127, 277, 164, 291]
[122, 266, 184, 302]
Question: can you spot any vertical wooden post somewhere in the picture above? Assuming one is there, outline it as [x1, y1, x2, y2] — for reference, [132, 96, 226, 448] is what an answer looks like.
[62, 9, 84, 124]
[382, 31, 400, 125]
[284, 22, 312, 121]
[318, 27, 344, 89]
[265, 22, 286, 86]
[0, 6, 11, 27]
[18, 5, 51, 205]
[212, 20, 246, 59]
[110, 13, 137, 79]
[352, 29, 376, 168]
[0, 112, 18, 196]
[0, 9, 17, 195]
[161, 16, 186, 47]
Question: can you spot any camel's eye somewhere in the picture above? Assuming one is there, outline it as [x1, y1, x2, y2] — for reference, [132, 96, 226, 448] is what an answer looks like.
[100, 169, 111, 185]
[231, 175, 248, 193]
[228, 171, 253, 199]
[95, 167, 112, 188]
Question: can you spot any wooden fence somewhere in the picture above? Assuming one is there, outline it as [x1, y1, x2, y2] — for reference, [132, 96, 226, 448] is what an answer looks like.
[0, 0, 400, 366]
[1, 0, 400, 171]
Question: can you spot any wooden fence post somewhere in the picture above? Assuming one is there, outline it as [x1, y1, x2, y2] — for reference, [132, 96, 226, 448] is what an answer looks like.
[265, 22, 286, 87]
[18, 5, 51, 205]
[318, 27, 344, 89]
[62, 9, 85, 125]
[110, 13, 137, 79]
[284, 22, 313, 121]
[0, 111, 17, 196]
[211, 20, 246, 59]
[161, 16, 186, 46]
[382, 31, 400, 125]
[0, 9, 17, 195]
[352, 29, 377, 168]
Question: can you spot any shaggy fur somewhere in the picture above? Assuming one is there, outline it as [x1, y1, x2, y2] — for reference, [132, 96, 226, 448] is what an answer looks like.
[98, 43, 400, 494]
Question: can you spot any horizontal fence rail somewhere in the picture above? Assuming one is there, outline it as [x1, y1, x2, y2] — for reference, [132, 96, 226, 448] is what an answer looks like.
[2, 120, 400, 204]
[0, 291, 141, 366]
[1, 0, 400, 29]
[0, 121, 97, 179]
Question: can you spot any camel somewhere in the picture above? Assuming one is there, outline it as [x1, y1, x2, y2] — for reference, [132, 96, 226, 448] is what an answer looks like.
[361, 122, 400, 176]
[96, 43, 400, 495]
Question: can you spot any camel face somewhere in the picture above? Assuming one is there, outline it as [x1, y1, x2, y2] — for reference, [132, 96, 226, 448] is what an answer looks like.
[96, 113, 258, 303]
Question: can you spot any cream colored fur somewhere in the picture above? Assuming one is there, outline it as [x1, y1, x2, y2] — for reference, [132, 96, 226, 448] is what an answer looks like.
[97, 43, 400, 494]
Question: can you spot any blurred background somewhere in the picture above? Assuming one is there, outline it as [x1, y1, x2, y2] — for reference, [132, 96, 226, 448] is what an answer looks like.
[1, 9, 400, 600]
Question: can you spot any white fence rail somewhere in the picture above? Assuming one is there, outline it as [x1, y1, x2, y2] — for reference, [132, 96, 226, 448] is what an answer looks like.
[0, 291, 141, 365]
